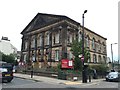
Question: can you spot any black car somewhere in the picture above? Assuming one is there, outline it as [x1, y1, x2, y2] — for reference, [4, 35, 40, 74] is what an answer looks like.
[0, 62, 14, 82]
[105, 71, 120, 82]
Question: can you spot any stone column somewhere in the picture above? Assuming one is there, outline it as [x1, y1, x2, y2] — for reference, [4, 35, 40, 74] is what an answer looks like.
[35, 34, 37, 62]
[48, 31, 52, 61]
[21, 36, 24, 62]
[61, 24, 67, 59]
[41, 32, 44, 62]
[27, 35, 31, 65]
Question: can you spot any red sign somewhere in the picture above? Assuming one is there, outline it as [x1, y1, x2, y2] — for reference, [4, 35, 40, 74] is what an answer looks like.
[61, 59, 73, 69]
[81, 56, 84, 62]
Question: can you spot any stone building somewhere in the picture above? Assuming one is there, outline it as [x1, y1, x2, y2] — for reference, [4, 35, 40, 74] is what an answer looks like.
[21, 13, 107, 68]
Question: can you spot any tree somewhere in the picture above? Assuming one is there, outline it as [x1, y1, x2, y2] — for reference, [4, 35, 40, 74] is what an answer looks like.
[2, 53, 15, 64]
[70, 40, 90, 70]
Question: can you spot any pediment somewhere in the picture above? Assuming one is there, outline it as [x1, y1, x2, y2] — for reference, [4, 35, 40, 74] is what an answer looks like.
[21, 13, 80, 34]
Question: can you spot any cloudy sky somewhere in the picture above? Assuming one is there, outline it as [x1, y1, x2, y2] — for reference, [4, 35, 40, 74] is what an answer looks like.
[0, 0, 119, 61]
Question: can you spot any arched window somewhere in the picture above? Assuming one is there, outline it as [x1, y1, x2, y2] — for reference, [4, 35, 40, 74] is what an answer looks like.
[37, 34, 43, 46]
[98, 55, 102, 63]
[67, 30, 72, 43]
[93, 54, 97, 63]
[103, 56, 106, 63]
[53, 31, 60, 44]
[37, 34, 40, 46]
[88, 54, 91, 62]
[45, 31, 50, 45]
[31, 36, 35, 48]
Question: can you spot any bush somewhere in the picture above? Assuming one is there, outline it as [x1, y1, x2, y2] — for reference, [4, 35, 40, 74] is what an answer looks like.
[90, 64, 109, 76]
[66, 69, 81, 75]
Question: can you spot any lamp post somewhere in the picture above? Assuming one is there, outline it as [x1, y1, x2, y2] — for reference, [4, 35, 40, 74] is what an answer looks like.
[82, 10, 87, 83]
[111, 43, 117, 70]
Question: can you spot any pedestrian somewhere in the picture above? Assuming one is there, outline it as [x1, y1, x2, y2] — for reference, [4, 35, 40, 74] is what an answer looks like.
[93, 69, 97, 79]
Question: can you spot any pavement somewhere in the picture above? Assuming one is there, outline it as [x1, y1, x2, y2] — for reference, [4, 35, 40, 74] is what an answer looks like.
[14, 73, 104, 85]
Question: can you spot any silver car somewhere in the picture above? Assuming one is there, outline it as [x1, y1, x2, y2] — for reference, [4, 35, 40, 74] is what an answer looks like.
[105, 72, 120, 82]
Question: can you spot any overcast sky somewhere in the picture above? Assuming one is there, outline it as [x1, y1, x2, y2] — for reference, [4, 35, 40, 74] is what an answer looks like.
[0, 0, 119, 61]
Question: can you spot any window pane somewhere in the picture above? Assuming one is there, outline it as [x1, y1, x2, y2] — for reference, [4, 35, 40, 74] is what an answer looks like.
[40, 35, 42, 46]
[55, 33, 59, 43]
[55, 50, 59, 61]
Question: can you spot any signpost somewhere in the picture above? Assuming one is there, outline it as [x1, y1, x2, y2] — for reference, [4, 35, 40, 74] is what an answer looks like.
[81, 57, 84, 62]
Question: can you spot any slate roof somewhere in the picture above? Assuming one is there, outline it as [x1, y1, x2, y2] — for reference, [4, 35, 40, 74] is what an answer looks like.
[21, 13, 80, 34]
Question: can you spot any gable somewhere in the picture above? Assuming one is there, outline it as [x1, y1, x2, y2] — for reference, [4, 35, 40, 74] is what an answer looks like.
[21, 13, 63, 34]
[21, 13, 80, 35]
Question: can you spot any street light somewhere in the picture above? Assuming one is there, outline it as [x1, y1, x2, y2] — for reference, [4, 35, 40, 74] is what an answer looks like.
[111, 43, 117, 70]
[82, 10, 87, 83]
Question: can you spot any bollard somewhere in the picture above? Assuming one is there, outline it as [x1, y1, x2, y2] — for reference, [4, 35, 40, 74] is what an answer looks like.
[88, 75, 91, 82]
[31, 70, 33, 78]
[31, 65, 33, 78]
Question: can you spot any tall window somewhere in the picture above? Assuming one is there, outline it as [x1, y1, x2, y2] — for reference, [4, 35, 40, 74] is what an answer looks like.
[25, 41, 28, 50]
[93, 54, 97, 63]
[98, 55, 102, 63]
[37, 34, 40, 46]
[103, 56, 106, 63]
[55, 32, 59, 44]
[86, 36, 89, 48]
[23, 41, 28, 50]
[69, 34, 72, 43]
[88, 54, 91, 62]
[55, 50, 59, 61]
[78, 31, 82, 42]
[67, 30, 70, 43]
[37, 34, 43, 47]
[40, 34, 42, 46]
[45, 32, 49, 45]
[98, 40, 101, 52]
[67, 31, 73, 44]
[92, 38, 95, 50]
[73, 33, 76, 41]
[31, 36, 35, 48]
[104, 46, 106, 53]
[23, 54, 27, 62]
[102, 42, 106, 53]
[32, 50, 35, 62]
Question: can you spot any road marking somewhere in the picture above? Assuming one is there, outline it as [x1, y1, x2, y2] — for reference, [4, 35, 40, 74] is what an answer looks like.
[81, 82, 99, 86]
[63, 81, 82, 85]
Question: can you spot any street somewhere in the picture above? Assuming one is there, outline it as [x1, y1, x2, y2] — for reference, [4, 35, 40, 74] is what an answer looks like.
[2, 77, 66, 88]
[1, 77, 118, 89]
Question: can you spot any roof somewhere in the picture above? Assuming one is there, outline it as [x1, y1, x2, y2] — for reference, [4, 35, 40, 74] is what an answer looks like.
[84, 27, 107, 40]
[21, 13, 107, 40]
[21, 13, 80, 34]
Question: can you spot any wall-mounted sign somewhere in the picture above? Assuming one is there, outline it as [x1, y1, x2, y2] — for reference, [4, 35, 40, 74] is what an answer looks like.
[61, 59, 73, 69]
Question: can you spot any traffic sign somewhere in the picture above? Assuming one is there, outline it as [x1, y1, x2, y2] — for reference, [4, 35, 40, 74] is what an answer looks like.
[81, 57, 84, 61]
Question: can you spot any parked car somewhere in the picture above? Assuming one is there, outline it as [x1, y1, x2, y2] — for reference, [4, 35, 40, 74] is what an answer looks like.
[0, 62, 14, 83]
[105, 71, 120, 82]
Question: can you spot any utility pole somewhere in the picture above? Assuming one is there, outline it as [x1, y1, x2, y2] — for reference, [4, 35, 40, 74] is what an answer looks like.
[111, 43, 117, 70]
[82, 10, 87, 83]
